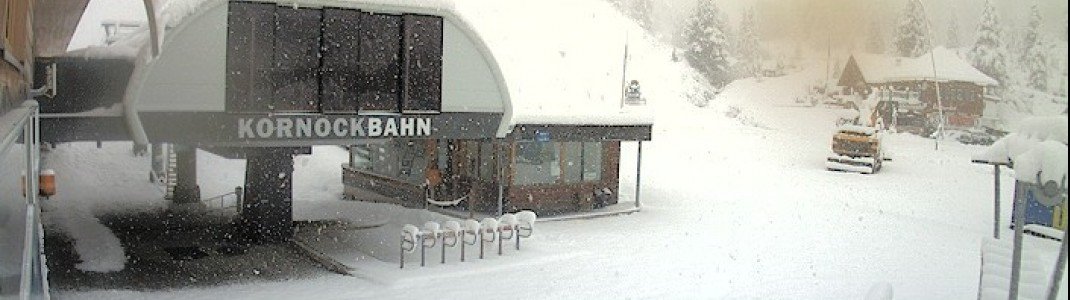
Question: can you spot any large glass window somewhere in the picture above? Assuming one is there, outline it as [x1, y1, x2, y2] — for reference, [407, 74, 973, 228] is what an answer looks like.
[513, 142, 560, 185]
[562, 142, 583, 182]
[479, 142, 496, 181]
[349, 145, 372, 170]
[401, 14, 443, 112]
[320, 8, 362, 112]
[273, 7, 321, 111]
[358, 12, 402, 112]
[582, 142, 602, 181]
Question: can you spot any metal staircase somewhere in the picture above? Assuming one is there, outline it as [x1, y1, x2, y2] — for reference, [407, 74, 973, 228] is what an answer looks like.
[150, 144, 179, 200]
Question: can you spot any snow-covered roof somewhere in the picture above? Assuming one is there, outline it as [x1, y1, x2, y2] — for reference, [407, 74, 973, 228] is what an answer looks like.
[88, 0, 652, 131]
[850, 47, 999, 87]
[975, 116, 1065, 171]
[459, 0, 653, 128]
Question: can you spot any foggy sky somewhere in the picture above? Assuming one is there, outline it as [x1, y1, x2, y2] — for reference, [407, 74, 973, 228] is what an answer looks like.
[650, 0, 1067, 54]
[71, 0, 1068, 53]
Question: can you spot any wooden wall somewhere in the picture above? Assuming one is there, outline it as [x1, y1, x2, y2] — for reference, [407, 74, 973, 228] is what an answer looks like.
[1, 0, 34, 114]
[343, 140, 625, 216]
[503, 142, 621, 215]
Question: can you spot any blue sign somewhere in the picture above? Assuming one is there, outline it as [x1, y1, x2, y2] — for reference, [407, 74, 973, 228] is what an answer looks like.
[534, 130, 551, 142]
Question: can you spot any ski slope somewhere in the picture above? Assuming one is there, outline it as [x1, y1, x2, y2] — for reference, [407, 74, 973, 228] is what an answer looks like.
[48, 0, 1066, 299]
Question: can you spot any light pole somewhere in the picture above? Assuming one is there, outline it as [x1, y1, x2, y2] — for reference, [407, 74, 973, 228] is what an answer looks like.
[916, 0, 946, 151]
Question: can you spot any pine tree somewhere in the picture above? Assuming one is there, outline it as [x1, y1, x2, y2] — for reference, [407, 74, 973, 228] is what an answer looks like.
[738, 8, 761, 76]
[866, 19, 886, 54]
[946, 15, 960, 48]
[1025, 41, 1048, 90]
[894, 0, 931, 57]
[1020, 4, 1041, 64]
[628, 0, 654, 31]
[1022, 4, 1047, 90]
[682, 0, 732, 85]
[970, 0, 1008, 86]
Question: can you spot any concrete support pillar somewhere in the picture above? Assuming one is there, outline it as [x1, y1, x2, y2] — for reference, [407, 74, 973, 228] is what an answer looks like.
[172, 145, 200, 203]
[241, 148, 294, 244]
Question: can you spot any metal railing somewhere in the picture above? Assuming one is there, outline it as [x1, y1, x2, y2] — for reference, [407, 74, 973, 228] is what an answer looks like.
[0, 100, 49, 299]
[201, 187, 243, 214]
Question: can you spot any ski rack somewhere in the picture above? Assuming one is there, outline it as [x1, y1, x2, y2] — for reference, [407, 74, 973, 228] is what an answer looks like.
[400, 211, 536, 268]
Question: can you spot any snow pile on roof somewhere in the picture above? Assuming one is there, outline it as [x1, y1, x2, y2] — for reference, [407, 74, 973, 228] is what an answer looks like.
[457, 0, 653, 126]
[850, 47, 999, 86]
[975, 115, 1068, 183]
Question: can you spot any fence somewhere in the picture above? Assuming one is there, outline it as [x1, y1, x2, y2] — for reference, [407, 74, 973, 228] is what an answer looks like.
[0, 100, 49, 299]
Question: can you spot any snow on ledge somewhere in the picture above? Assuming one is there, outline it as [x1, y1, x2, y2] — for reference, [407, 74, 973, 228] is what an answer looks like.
[1012, 141, 1068, 184]
[974, 115, 1068, 166]
[836, 125, 878, 135]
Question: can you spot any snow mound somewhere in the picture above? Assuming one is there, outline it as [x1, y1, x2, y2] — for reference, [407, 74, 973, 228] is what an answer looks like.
[1011, 141, 1068, 184]
[974, 115, 1068, 166]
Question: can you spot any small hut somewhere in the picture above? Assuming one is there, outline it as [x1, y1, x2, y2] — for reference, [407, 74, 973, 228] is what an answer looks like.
[838, 47, 998, 132]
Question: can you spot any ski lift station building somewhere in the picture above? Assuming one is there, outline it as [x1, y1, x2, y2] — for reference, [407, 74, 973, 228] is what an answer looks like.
[36, 0, 651, 240]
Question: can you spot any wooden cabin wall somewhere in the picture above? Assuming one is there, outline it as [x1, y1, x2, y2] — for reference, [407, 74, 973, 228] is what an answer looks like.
[343, 139, 627, 215]
[1, 0, 33, 114]
[4, 0, 32, 64]
[504, 141, 621, 215]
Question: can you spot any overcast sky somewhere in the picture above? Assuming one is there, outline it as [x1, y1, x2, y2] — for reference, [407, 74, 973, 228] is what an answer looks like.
[69, 0, 1068, 52]
[68, 0, 146, 51]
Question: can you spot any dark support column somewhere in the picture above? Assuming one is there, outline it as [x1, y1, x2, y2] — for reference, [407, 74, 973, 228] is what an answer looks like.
[635, 141, 643, 209]
[1009, 181, 1026, 300]
[172, 145, 200, 203]
[993, 165, 1001, 239]
[241, 148, 295, 244]
[1046, 226, 1068, 300]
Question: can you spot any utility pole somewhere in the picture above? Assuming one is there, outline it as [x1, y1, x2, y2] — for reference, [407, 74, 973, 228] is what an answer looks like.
[917, 0, 945, 151]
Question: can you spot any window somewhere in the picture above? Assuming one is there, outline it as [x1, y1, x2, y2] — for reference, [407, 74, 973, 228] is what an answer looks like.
[582, 142, 602, 181]
[225, 1, 276, 112]
[562, 142, 583, 182]
[349, 145, 373, 170]
[273, 7, 321, 112]
[479, 142, 496, 181]
[402, 14, 443, 112]
[320, 8, 362, 112]
[513, 142, 560, 185]
[358, 12, 403, 112]
[513, 142, 600, 185]
[226, 4, 443, 114]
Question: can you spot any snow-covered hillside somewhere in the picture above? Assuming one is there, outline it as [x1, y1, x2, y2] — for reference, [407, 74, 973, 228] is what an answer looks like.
[47, 0, 1066, 299]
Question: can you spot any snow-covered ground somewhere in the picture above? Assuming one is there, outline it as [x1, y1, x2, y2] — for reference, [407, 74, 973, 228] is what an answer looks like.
[43, 0, 1067, 299]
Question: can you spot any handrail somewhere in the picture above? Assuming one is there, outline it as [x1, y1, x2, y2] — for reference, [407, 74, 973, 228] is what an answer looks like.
[0, 102, 36, 158]
[2, 100, 49, 299]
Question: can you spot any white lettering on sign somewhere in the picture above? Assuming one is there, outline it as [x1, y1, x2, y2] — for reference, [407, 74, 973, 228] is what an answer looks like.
[237, 117, 434, 139]
[367, 118, 382, 137]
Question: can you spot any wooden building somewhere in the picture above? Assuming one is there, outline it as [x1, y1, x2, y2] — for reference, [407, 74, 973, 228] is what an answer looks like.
[1, 0, 34, 113]
[344, 123, 650, 216]
[837, 47, 998, 131]
[2, 0, 90, 113]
